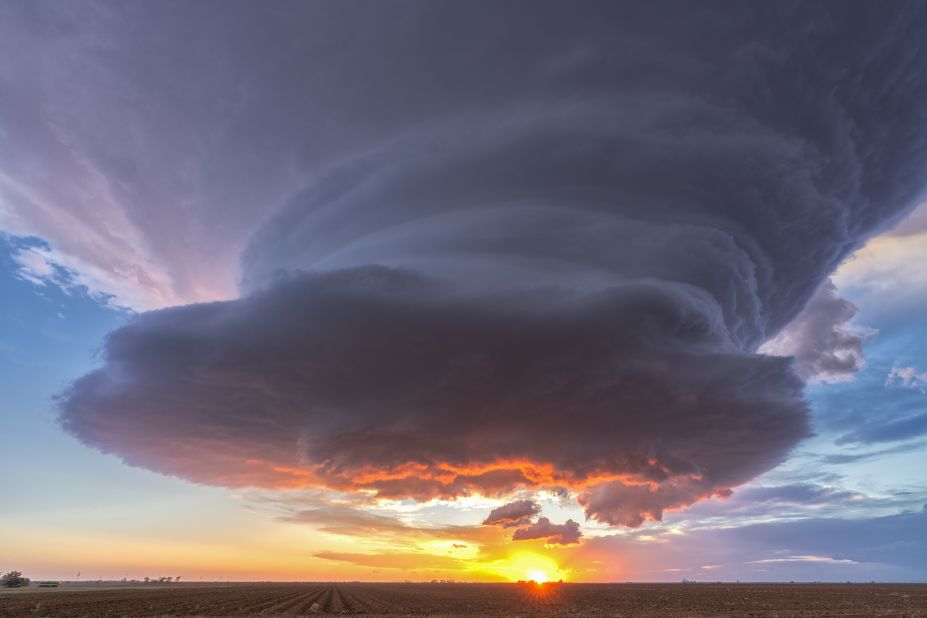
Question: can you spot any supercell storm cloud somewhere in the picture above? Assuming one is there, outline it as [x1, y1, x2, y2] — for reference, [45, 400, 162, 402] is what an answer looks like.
[56, 2, 927, 528]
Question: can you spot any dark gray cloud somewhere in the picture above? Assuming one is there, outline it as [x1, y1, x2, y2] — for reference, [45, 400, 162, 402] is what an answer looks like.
[511, 517, 581, 546]
[483, 500, 540, 528]
[60, 267, 808, 519]
[54, 3, 927, 526]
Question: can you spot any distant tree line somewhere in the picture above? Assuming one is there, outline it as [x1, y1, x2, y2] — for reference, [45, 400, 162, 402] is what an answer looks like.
[142, 576, 181, 583]
[0, 571, 186, 587]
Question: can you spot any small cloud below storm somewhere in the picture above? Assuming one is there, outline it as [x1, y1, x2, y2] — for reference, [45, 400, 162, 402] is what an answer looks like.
[483, 500, 540, 528]
[511, 517, 582, 546]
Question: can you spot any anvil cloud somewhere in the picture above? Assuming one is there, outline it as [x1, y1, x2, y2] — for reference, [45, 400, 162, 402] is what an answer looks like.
[44, 2, 927, 528]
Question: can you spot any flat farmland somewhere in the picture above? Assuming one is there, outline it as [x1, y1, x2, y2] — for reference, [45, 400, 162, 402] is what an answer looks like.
[2, 583, 926, 617]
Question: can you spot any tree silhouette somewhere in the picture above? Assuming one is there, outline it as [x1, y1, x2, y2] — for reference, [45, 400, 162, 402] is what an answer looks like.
[1, 571, 30, 588]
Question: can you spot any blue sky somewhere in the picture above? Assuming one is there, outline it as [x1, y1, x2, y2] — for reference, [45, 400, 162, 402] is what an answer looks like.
[0, 236, 267, 581]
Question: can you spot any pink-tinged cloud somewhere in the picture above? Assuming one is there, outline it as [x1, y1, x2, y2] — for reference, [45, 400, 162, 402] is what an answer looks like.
[886, 366, 927, 392]
[760, 279, 873, 384]
[511, 517, 581, 545]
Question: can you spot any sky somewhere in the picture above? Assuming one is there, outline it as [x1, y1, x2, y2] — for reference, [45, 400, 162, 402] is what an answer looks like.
[1, 0, 926, 583]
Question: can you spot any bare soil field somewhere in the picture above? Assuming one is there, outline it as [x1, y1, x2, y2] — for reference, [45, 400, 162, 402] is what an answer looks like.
[1, 582, 926, 617]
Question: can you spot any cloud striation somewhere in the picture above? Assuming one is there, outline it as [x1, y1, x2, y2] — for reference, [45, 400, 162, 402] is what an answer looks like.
[56, 2, 927, 527]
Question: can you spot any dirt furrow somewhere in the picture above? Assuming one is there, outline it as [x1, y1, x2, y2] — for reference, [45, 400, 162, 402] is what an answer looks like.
[259, 587, 324, 615]
[314, 587, 335, 613]
[288, 586, 329, 615]
[328, 586, 350, 613]
[336, 585, 381, 614]
[201, 588, 284, 614]
[236, 588, 309, 614]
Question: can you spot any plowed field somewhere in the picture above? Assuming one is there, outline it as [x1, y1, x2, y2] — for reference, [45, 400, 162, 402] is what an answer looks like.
[2, 582, 925, 617]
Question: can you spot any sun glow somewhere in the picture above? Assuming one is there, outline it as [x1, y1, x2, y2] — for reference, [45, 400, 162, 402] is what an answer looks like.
[526, 568, 550, 584]
[479, 551, 565, 583]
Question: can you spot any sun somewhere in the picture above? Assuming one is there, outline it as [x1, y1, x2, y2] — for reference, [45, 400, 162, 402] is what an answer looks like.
[525, 568, 550, 584]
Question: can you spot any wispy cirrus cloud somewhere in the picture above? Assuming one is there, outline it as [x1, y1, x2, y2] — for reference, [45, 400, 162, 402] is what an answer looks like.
[282, 504, 494, 545]
[749, 555, 858, 565]
[314, 551, 466, 571]
[7, 237, 165, 310]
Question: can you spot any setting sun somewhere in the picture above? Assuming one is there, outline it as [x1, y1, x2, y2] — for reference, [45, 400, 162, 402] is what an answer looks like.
[526, 569, 550, 584]
[482, 552, 565, 584]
